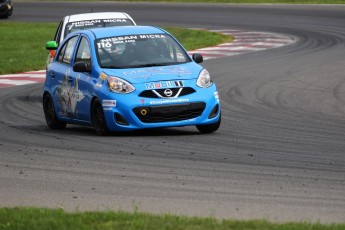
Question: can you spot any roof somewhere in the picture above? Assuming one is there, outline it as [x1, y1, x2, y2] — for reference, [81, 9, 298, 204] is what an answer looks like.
[66, 12, 134, 23]
[86, 26, 167, 38]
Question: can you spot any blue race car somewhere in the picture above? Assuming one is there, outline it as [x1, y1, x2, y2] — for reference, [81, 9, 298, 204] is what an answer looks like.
[43, 26, 221, 135]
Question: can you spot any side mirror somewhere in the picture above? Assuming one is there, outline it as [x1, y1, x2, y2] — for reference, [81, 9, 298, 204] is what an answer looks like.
[46, 41, 58, 50]
[73, 61, 91, 73]
[192, 53, 203, 63]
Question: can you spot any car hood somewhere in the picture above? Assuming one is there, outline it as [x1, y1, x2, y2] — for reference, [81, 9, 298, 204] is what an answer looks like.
[102, 64, 202, 84]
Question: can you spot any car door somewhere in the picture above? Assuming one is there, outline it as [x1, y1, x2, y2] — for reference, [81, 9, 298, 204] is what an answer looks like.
[47, 35, 80, 121]
[68, 35, 94, 122]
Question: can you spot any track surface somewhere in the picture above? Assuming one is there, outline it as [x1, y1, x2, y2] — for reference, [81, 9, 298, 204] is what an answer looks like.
[1, 2, 345, 223]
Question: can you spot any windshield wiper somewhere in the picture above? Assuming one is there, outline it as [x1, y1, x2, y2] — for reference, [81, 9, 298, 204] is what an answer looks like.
[102, 62, 180, 69]
[102, 65, 127, 69]
[129, 63, 171, 68]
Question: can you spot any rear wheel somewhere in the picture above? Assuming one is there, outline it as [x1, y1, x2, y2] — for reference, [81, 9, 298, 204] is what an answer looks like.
[43, 93, 67, 129]
[91, 98, 109, 136]
[196, 114, 221, 134]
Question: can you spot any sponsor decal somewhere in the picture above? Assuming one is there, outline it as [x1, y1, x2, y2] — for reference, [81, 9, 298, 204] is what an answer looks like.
[214, 91, 219, 99]
[95, 72, 107, 88]
[99, 72, 107, 80]
[69, 19, 128, 30]
[95, 80, 103, 88]
[97, 34, 169, 49]
[57, 71, 85, 118]
[139, 34, 166, 39]
[102, 100, 117, 107]
[98, 34, 166, 44]
[97, 36, 137, 47]
[123, 67, 192, 77]
[103, 19, 128, 23]
[145, 80, 184, 89]
[149, 98, 189, 105]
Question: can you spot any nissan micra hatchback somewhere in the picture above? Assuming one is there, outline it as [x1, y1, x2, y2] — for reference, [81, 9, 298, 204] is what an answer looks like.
[43, 26, 221, 135]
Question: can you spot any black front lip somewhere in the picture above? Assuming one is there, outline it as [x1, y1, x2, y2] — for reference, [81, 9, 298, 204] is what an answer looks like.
[133, 102, 206, 123]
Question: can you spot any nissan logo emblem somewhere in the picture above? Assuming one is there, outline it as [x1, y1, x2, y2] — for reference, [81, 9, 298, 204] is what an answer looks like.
[164, 89, 173, 97]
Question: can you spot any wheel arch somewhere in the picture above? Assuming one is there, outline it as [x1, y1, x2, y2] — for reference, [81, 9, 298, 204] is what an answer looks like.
[90, 96, 100, 120]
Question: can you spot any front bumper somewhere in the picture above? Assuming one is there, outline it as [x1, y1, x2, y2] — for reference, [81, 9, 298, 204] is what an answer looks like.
[101, 85, 220, 132]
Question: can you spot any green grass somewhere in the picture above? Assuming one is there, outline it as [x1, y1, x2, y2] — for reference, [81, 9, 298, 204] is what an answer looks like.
[0, 207, 344, 230]
[0, 22, 58, 74]
[165, 26, 232, 50]
[0, 22, 232, 75]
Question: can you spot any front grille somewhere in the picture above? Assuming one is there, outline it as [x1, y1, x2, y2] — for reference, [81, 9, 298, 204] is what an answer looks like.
[138, 87, 196, 98]
[133, 102, 206, 123]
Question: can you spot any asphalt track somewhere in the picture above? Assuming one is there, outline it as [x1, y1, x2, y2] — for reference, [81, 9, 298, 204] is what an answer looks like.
[1, 2, 345, 223]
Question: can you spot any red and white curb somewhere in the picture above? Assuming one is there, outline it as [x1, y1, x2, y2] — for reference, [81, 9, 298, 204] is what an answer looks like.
[189, 29, 295, 60]
[0, 30, 295, 88]
[0, 70, 46, 88]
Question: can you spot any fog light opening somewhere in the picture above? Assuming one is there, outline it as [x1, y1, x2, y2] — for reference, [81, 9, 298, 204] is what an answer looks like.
[114, 113, 129, 126]
[208, 104, 219, 119]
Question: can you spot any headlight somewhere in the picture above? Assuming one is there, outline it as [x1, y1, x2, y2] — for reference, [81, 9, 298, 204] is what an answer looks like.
[107, 76, 135, 94]
[196, 69, 213, 88]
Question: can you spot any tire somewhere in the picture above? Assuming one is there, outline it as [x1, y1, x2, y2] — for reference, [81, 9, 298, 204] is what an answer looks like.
[91, 98, 109, 136]
[43, 93, 67, 129]
[196, 114, 221, 134]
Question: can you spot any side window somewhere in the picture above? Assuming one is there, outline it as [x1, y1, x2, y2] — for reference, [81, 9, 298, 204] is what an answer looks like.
[56, 36, 79, 65]
[53, 20, 63, 44]
[161, 38, 188, 62]
[56, 44, 66, 63]
[75, 37, 91, 66]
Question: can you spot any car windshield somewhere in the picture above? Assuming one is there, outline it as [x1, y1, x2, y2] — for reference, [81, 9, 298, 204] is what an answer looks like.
[64, 19, 134, 37]
[95, 33, 191, 68]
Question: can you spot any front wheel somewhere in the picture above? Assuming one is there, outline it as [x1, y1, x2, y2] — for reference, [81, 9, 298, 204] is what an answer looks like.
[196, 114, 221, 134]
[43, 93, 67, 129]
[91, 98, 109, 136]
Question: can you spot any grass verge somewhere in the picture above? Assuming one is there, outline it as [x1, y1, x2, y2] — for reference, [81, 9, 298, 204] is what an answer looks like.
[1, 207, 345, 230]
[0, 22, 233, 75]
